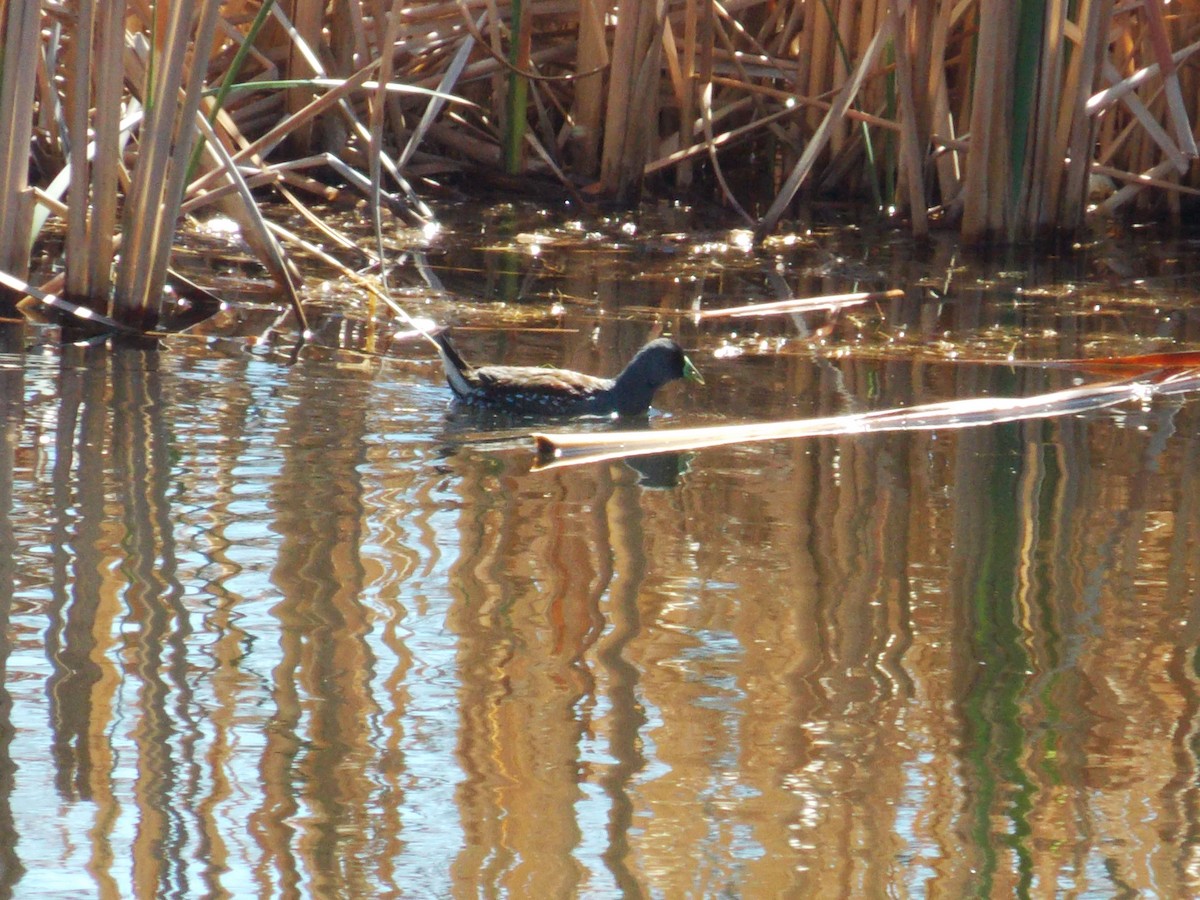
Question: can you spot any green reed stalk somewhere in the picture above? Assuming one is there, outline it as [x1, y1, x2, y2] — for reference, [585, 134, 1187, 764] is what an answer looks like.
[504, 0, 530, 174]
[1009, 0, 1043, 234]
[187, 0, 278, 182]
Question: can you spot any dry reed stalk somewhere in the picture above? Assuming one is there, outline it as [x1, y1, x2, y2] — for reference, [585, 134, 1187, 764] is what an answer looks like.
[1088, 36, 1200, 113]
[709, 6, 772, 88]
[570, 0, 607, 176]
[1040, 8, 1088, 227]
[924, 0, 961, 207]
[522, 127, 582, 198]
[646, 101, 800, 175]
[33, 19, 59, 156]
[185, 73, 472, 215]
[789, 0, 817, 152]
[906, 0, 932, 131]
[483, 0, 508, 146]
[399, 11, 482, 169]
[114, 2, 225, 328]
[278, 185, 373, 261]
[698, 83, 754, 223]
[835, 0, 867, 161]
[188, 59, 385, 198]
[88, 0, 129, 300]
[675, 0, 699, 188]
[64, 0, 97, 302]
[369, 1, 405, 297]
[661, 17, 687, 119]
[285, 0, 326, 151]
[192, 112, 307, 331]
[805, 0, 834, 138]
[270, 2, 431, 219]
[1141, 0, 1199, 157]
[757, 2, 903, 239]
[0, 268, 137, 335]
[1100, 62, 1186, 171]
[1057, 0, 1114, 231]
[961, 0, 1009, 242]
[1096, 159, 1200, 213]
[694, 12, 755, 220]
[533, 371, 1196, 470]
[696, 0, 716, 183]
[30, 188, 68, 220]
[327, 2, 367, 154]
[865, 1, 892, 151]
[600, 0, 666, 202]
[755, 0, 794, 50]
[888, 3, 928, 235]
[258, 157, 338, 199]
[698, 289, 903, 319]
[0, 0, 42, 282]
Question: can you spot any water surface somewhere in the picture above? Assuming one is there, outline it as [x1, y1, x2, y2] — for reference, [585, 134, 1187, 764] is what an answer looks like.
[3, 210, 1200, 897]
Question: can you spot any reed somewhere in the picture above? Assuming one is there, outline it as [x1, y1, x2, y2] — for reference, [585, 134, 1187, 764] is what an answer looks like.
[3, 0, 1200, 333]
[533, 362, 1200, 470]
[0, 0, 41, 282]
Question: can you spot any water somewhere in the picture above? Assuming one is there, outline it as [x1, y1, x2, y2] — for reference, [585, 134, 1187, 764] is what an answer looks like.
[4, 210, 1200, 897]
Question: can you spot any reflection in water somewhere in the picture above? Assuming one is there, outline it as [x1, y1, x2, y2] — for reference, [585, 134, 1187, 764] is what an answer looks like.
[623, 452, 691, 488]
[0, 328, 24, 894]
[4, 227, 1200, 896]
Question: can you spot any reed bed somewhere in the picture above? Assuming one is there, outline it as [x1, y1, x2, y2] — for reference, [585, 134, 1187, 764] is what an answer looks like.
[2, 1, 1198, 331]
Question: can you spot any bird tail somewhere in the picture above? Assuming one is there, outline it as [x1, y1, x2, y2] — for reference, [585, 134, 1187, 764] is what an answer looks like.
[432, 330, 475, 398]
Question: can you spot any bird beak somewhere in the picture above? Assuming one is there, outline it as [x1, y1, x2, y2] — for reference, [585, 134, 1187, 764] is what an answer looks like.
[683, 355, 705, 385]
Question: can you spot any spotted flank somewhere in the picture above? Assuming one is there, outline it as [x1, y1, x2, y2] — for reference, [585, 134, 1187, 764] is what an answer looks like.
[464, 391, 596, 414]
[432, 331, 702, 418]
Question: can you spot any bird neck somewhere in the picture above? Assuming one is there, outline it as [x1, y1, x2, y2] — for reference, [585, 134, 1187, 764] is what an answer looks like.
[610, 360, 658, 415]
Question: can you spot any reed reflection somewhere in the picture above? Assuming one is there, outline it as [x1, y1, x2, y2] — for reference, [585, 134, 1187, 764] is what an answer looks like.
[4, 233, 1200, 897]
[446, 450, 611, 896]
[433, 351, 1200, 897]
[47, 348, 121, 898]
[114, 348, 202, 897]
[35, 347, 209, 896]
[255, 362, 379, 898]
[46, 347, 106, 806]
[0, 326, 24, 894]
[940, 374, 1200, 897]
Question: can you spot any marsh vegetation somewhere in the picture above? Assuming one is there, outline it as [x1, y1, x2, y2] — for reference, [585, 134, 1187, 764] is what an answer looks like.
[1, 0, 1199, 334]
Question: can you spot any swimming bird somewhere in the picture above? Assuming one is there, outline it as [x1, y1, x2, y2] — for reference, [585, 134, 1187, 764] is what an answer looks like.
[432, 331, 703, 417]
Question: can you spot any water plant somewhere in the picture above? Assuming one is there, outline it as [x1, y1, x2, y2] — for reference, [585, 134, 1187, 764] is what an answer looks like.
[0, 1, 1196, 333]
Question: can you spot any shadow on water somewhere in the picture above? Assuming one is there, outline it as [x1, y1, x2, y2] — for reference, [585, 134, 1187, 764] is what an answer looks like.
[4, 210, 1200, 895]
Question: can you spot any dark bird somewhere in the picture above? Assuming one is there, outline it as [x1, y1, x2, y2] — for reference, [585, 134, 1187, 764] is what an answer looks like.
[433, 332, 703, 417]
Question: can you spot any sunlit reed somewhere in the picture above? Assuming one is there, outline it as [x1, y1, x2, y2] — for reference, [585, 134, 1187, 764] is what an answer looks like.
[1, 1, 1197, 332]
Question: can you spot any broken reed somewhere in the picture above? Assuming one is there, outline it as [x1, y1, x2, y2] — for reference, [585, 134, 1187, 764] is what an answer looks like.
[1, 1, 1198, 329]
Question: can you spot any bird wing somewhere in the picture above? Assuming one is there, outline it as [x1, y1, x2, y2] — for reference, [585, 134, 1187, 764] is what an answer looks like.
[475, 365, 612, 400]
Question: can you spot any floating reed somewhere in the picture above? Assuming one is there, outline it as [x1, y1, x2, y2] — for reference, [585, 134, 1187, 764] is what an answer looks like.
[533, 362, 1200, 470]
[2, 1, 1199, 333]
[696, 288, 904, 319]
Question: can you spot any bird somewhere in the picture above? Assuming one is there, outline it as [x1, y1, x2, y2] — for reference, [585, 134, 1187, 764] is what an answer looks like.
[432, 331, 703, 417]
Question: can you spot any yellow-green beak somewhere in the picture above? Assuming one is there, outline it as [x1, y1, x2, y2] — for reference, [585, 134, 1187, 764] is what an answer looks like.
[684, 355, 704, 385]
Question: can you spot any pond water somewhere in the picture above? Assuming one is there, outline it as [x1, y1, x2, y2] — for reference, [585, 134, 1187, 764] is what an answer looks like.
[4, 205, 1200, 897]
